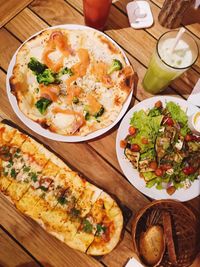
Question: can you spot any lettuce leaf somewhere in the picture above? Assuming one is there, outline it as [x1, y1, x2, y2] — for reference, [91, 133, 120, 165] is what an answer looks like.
[130, 110, 163, 152]
[166, 102, 189, 136]
[140, 149, 155, 160]
[143, 171, 157, 181]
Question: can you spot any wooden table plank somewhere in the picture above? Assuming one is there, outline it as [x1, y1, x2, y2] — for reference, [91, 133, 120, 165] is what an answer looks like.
[0, 0, 33, 28]
[5, 8, 47, 41]
[0, 194, 103, 267]
[0, 227, 40, 267]
[30, 0, 83, 26]
[0, 28, 21, 70]
[102, 230, 135, 267]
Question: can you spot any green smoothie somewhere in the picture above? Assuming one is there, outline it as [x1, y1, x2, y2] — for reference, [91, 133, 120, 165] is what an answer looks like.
[142, 53, 182, 94]
[142, 31, 198, 94]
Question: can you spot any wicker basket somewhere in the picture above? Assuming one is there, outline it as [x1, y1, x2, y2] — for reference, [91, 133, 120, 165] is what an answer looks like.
[132, 200, 199, 267]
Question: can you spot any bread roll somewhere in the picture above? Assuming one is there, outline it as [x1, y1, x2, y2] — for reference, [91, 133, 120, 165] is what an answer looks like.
[139, 225, 165, 266]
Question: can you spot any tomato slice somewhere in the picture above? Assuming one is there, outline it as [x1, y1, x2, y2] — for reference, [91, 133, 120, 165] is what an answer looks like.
[155, 168, 163, 176]
[128, 126, 136, 135]
[149, 161, 158, 170]
[120, 140, 127, 149]
[155, 100, 162, 108]
[183, 166, 195, 175]
[131, 144, 141, 152]
[141, 137, 149, 144]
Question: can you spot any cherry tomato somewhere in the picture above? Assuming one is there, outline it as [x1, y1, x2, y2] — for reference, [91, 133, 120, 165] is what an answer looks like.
[155, 168, 163, 176]
[155, 100, 162, 109]
[128, 126, 136, 135]
[165, 117, 174, 126]
[120, 140, 127, 149]
[185, 134, 192, 142]
[161, 163, 172, 171]
[149, 161, 158, 170]
[131, 144, 141, 152]
[141, 137, 149, 144]
[183, 166, 195, 175]
[166, 186, 176, 195]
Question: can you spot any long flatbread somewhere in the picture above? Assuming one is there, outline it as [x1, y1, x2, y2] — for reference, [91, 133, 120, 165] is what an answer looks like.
[0, 122, 123, 255]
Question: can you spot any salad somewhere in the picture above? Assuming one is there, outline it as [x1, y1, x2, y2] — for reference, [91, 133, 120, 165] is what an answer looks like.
[120, 101, 200, 195]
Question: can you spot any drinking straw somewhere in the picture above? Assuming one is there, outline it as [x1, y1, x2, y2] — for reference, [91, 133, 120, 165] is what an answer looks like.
[170, 27, 186, 53]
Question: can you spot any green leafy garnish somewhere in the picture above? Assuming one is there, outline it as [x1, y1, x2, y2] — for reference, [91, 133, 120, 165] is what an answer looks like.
[57, 196, 68, 205]
[6, 161, 13, 168]
[14, 153, 21, 158]
[23, 166, 30, 172]
[35, 98, 52, 114]
[72, 96, 79, 104]
[83, 219, 93, 233]
[94, 106, 104, 118]
[96, 224, 107, 236]
[39, 186, 48, 191]
[11, 168, 17, 178]
[31, 173, 38, 182]
[3, 170, 8, 176]
[84, 111, 90, 121]
[70, 208, 80, 217]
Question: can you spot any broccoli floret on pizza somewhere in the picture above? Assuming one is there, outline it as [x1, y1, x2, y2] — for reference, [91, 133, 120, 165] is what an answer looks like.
[107, 59, 122, 75]
[37, 69, 60, 85]
[35, 98, 52, 114]
[28, 57, 47, 75]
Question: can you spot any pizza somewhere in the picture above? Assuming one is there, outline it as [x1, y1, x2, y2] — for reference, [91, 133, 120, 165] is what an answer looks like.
[10, 28, 134, 136]
[0, 122, 123, 255]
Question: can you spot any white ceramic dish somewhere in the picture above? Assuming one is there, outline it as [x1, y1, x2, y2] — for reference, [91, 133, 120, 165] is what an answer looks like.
[6, 24, 133, 142]
[116, 96, 200, 202]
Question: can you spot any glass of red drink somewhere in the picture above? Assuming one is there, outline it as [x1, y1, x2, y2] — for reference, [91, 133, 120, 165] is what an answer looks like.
[83, 0, 112, 31]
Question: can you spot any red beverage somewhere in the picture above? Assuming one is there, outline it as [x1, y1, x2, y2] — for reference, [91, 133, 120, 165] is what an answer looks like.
[83, 0, 112, 30]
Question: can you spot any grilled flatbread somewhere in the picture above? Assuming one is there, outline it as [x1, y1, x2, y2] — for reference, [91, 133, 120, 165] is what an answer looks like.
[10, 28, 134, 136]
[0, 122, 123, 255]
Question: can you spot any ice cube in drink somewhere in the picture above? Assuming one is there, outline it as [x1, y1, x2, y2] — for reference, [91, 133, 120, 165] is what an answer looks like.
[143, 31, 198, 94]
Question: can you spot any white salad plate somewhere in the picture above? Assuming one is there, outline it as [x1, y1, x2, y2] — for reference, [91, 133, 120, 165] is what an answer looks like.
[116, 95, 200, 201]
[6, 24, 133, 142]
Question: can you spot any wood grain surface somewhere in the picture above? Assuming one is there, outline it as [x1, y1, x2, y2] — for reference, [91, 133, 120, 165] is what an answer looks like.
[0, 0, 200, 266]
[0, 227, 40, 267]
[0, 0, 33, 28]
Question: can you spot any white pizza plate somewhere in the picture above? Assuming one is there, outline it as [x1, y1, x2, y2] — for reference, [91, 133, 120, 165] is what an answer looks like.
[116, 95, 200, 202]
[6, 24, 133, 142]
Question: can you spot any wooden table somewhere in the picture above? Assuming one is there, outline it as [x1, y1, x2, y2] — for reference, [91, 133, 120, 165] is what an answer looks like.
[0, 0, 200, 266]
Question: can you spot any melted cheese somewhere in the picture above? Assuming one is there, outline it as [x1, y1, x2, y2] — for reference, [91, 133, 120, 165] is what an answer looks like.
[52, 113, 75, 129]
[87, 94, 101, 115]
[48, 50, 63, 63]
